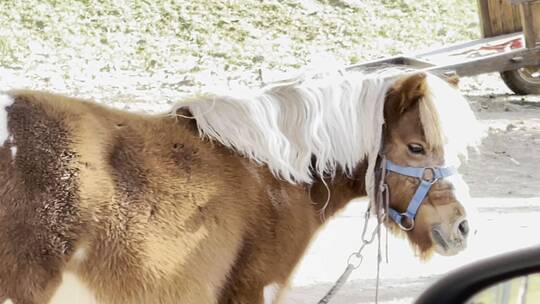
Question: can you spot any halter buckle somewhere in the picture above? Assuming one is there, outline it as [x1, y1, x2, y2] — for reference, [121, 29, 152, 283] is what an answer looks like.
[398, 213, 415, 231]
[422, 167, 438, 184]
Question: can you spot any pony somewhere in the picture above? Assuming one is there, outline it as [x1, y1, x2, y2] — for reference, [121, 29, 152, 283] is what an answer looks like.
[0, 70, 482, 304]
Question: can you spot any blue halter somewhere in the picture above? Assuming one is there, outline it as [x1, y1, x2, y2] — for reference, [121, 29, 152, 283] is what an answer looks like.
[382, 159, 456, 231]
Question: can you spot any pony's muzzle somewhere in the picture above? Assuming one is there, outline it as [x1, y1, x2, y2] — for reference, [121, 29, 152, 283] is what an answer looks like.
[431, 219, 468, 256]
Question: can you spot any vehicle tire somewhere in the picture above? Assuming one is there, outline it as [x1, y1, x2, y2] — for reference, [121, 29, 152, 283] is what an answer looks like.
[500, 66, 540, 95]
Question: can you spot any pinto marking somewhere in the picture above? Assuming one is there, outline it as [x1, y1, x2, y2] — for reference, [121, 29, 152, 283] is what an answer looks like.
[72, 247, 88, 264]
[49, 273, 97, 304]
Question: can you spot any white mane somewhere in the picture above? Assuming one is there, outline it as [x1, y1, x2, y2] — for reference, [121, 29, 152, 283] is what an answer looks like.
[176, 71, 394, 183]
[174, 69, 482, 200]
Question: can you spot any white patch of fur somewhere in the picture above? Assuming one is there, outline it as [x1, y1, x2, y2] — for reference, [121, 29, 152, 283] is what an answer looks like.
[10, 146, 16, 158]
[263, 282, 281, 304]
[72, 247, 88, 264]
[49, 272, 97, 304]
[0, 94, 14, 147]
[2, 299, 14, 304]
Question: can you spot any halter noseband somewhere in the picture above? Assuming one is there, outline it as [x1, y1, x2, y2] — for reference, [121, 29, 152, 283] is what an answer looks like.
[380, 158, 456, 231]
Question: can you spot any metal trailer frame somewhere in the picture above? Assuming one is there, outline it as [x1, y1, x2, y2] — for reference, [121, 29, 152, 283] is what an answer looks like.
[347, 0, 540, 94]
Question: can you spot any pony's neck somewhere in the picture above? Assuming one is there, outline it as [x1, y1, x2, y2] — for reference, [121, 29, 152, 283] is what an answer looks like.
[309, 160, 368, 218]
[176, 108, 369, 218]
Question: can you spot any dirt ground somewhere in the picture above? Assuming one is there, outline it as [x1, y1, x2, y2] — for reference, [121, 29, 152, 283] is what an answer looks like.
[461, 76, 540, 198]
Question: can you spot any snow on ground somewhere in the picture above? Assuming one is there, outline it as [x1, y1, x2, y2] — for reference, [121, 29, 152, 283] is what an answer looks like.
[284, 197, 540, 304]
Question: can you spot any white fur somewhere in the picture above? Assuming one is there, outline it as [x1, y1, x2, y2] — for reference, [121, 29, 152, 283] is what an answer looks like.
[2, 299, 13, 304]
[10, 146, 16, 158]
[49, 272, 97, 304]
[175, 70, 482, 202]
[422, 74, 485, 167]
[263, 282, 281, 304]
[0, 94, 14, 147]
[72, 247, 88, 264]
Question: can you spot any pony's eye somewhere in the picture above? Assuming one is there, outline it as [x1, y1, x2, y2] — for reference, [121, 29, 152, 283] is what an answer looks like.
[407, 143, 425, 154]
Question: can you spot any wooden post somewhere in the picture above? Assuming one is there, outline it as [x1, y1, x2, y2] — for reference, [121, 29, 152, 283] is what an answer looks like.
[516, 0, 540, 47]
[477, 0, 523, 38]
[478, 0, 540, 48]
[477, 0, 492, 37]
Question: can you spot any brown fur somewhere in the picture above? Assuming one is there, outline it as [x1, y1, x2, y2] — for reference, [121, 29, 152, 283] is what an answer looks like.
[0, 73, 468, 303]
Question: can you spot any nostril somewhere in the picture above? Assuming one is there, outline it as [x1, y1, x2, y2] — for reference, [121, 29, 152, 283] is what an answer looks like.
[457, 219, 469, 237]
[432, 227, 449, 250]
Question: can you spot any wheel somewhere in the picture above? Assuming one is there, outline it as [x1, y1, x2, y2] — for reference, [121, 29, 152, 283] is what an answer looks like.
[500, 66, 540, 95]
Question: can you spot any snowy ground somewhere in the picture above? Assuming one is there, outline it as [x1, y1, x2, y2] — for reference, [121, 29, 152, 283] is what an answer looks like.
[284, 197, 540, 304]
[285, 76, 540, 303]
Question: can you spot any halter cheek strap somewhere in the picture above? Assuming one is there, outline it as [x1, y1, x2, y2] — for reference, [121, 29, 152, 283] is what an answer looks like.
[384, 159, 456, 231]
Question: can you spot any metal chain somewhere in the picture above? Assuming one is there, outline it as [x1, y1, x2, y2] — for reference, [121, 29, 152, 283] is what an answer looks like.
[317, 197, 388, 303]
[317, 157, 390, 304]
[317, 208, 383, 304]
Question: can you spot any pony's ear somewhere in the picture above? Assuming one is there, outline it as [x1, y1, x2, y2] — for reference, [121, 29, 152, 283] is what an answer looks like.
[384, 72, 427, 124]
[394, 72, 428, 113]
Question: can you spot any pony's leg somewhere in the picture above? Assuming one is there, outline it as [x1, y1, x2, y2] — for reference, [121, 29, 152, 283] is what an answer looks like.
[218, 281, 264, 304]
[218, 271, 287, 304]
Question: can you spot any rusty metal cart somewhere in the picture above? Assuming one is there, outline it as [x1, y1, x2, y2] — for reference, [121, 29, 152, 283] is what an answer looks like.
[349, 0, 540, 94]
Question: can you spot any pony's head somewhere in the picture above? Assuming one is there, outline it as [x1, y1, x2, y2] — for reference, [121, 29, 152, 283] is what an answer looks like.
[381, 72, 482, 258]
